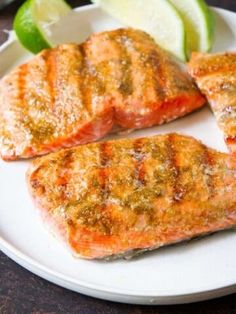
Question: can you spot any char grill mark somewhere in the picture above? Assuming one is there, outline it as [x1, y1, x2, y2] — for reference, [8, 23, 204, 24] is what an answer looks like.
[17, 63, 28, 143]
[124, 32, 166, 101]
[166, 134, 183, 202]
[116, 31, 146, 97]
[133, 139, 146, 187]
[79, 43, 107, 116]
[17, 63, 27, 105]
[115, 32, 133, 95]
[98, 142, 112, 236]
[148, 50, 166, 101]
[201, 145, 215, 199]
[57, 150, 74, 202]
[87, 50, 107, 115]
[99, 142, 111, 205]
[44, 50, 57, 111]
[77, 45, 92, 116]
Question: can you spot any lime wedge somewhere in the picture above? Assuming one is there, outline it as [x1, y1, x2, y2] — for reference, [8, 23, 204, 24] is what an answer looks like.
[93, 0, 187, 61]
[169, 0, 215, 56]
[13, 0, 71, 54]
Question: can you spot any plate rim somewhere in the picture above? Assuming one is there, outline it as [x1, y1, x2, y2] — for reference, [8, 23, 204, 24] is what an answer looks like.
[1, 235, 236, 304]
[0, 4, 236, 305]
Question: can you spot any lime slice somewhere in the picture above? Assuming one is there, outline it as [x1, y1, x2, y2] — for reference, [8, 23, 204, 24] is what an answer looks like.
[169, 0, 215, 56]
[93, 0, 187, 61]
[13, 0, 71, 54]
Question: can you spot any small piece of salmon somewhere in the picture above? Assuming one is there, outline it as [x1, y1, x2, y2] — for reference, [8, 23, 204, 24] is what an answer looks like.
[27, 133, 236, 260]
[0, 29, 205, 161]
[188, 52, 236, 153]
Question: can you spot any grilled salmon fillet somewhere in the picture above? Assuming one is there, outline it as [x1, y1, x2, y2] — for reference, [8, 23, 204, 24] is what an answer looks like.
[188, 52, 236, 153]
[27, 133, 236, 260]
[0, 28, 205, 161]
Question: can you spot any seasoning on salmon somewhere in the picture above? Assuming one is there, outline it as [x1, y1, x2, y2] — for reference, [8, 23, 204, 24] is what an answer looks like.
[0, 28, 205, 161]
[27, 133, 236, 260]
[188, 52, 236, 153]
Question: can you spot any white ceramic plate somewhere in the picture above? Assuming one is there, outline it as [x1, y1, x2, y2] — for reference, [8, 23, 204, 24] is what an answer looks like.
[0, 4, 236, 305]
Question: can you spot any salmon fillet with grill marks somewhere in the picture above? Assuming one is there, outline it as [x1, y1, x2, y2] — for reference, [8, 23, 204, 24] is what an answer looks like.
[188, 52, 236, 153]
[0, 29, 205, 161]
[27, 133, 236, 260]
